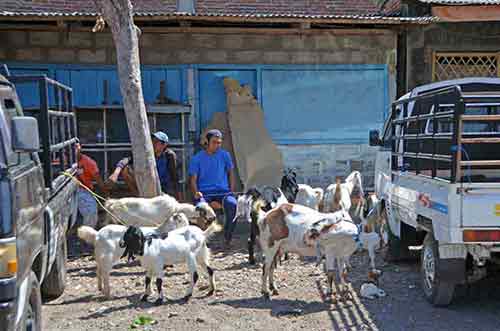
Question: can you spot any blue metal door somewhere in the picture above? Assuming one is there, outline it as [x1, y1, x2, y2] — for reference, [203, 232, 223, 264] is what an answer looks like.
[198, 69, 257, 131]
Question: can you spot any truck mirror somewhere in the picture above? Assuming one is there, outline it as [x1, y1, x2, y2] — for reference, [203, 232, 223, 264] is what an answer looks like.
[369, 130, 381, 146]
[11, 116, 40, 153]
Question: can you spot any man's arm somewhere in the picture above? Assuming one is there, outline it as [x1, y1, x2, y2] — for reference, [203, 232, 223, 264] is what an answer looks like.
[228, 169, 236, 193]
[166, 151, 181, 200]
[190, 175, 202, 200]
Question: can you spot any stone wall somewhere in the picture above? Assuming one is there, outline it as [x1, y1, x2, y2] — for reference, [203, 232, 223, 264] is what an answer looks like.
[0, 29, 396, 66]
[406, 22, 500, 90]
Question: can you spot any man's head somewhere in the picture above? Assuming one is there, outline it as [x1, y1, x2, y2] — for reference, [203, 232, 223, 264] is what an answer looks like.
[206, 129, 223, 154]
[151, 131, 169, 157]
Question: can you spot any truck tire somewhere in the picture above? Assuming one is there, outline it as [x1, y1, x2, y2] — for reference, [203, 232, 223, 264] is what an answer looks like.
[41, 239, 67, 300]
[25, 271, 42, 331]
[421, 232, 456, 306]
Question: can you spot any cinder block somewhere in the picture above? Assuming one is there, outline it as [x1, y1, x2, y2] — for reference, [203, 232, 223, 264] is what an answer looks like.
[29, 31, 60, 47]
[15, 48, 44, 61]
[65, 32, 93, 48]
[202, 50, 228, 63]
[5, 31, 28, 47]
[263, 51, 290, 63]
[48, 48, 76, 63]
[78, 49, 106, 63]
[191, 34, 218, 49]
[175, 50, 201, 64]
[219, 35, 245, 50]
[232, 50, 262, 63]
[281, 36, 306, 50]
[290, 51, 319, 64]
[95, 33, 114, 48]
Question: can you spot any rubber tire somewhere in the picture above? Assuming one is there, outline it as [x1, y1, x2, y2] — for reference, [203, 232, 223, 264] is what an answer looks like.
[41, 239, 67, 301]
[421, 232, 456, 307]
[25, 271, 42, 331]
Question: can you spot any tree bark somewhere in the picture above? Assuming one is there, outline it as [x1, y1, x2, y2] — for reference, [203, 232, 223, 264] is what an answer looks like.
[93, 0, 161, 197]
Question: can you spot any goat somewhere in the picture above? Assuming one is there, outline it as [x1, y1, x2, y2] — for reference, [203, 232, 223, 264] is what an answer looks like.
[77, 213, 189, 299]
[295, 184, 324, 211]
[233, 187, 288, 265]
[104, 194, 216, 229]
[119, 222, 221, 305]
[253, 201, 359, 301]
[323, 171, 364, 213]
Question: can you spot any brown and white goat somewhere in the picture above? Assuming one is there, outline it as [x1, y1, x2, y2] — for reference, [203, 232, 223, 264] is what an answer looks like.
[254, 201, 358, 301]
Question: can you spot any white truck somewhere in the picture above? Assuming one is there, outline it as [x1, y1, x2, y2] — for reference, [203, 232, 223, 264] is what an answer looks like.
[370, 78, 500, 306]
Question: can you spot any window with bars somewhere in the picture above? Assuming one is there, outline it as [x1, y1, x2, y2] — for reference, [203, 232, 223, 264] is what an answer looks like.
[433, 53, 499, 82]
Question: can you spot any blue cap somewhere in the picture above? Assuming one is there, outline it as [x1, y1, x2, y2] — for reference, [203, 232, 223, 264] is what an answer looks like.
[206, 129, 223, 142]
[152, 131, 169, 144]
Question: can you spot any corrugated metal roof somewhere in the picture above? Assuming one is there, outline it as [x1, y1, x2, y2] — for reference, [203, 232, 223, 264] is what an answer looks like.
[0, 10, 436, 23]
[419, 0, 500, 4]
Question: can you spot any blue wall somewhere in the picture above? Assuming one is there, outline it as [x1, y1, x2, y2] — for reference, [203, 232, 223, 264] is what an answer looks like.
[6, 63, 389, 145]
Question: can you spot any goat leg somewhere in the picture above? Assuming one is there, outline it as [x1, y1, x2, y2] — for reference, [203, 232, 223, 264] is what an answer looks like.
[154, 278, 164, 305]
[141, 276, 152, 302]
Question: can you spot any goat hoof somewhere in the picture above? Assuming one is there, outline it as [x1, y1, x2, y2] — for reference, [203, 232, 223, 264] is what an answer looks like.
[249, 257, 256, 265]
[140, 294, 149, 302]
[154, 298, 164, 306]
[207, 289, 215, 297]
[271, 288, 279, 296]
[182, 294, 192, 302]
[261, 291, 271, 300]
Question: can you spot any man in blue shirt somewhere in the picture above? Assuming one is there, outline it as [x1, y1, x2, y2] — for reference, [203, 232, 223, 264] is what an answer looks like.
[107, 131, 180, 200]
[189, 129, 237, 247]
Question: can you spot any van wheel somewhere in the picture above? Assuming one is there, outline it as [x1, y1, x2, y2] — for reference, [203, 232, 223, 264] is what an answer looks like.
[26, 271, 42, 331]
[41, 239, 67, 300]
[421, 233, 456, 306]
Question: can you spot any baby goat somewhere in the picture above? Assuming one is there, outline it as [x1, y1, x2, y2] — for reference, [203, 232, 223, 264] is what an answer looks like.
[78, 213, 189, 299]
[120, 222, 221, 305]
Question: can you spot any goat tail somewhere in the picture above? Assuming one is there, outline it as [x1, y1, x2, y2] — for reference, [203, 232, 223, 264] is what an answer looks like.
[77, 226, 97, 246]
[203, 221, 223, 239]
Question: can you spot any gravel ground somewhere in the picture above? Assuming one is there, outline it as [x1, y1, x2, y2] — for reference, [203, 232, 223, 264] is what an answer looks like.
[43, 230, 500, 331]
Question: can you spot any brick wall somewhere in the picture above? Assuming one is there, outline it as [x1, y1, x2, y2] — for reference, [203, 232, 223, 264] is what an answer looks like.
[406, 22, 500, 90]
[0, 29, 396, 66]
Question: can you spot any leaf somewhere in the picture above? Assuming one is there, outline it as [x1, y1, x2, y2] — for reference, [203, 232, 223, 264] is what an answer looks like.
[130, 315, 156, 329]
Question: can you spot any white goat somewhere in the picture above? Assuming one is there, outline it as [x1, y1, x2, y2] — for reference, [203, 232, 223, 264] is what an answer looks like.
[295, 184, 324, 211]
[323, 171, 364, 213]
[78, 213, 189, 299]
[104, 195, 216, 229]
[253, 201, 359, 301]
[120, 222, 221, 305]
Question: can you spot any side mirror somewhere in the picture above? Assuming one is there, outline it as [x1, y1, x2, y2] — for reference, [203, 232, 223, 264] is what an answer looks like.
[11, 116, 39, 152]
[369, 130, 381, 146]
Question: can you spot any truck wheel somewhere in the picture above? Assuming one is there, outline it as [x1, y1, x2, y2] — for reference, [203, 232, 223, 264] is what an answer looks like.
[421, 233, 456, 306]
[41, 239, 67, 300]
[26, 271, 42, 331]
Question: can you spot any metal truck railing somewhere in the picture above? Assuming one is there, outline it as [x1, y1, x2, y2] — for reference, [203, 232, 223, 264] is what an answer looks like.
[8, 75, 77, 190]
[391, 84, 500, 183]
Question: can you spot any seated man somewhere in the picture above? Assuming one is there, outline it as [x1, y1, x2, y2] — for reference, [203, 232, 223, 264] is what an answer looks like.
[108, 131, 181, 200]
[189, 129, 237, 247]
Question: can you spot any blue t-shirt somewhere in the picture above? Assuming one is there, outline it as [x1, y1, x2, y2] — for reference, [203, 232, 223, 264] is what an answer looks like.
[188, 149, 234, 192]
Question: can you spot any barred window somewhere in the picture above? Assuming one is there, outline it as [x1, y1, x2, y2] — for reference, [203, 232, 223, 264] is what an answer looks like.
[433, 53, 499, 81]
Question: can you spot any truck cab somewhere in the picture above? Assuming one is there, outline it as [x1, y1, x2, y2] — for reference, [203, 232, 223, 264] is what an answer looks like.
[370, 77, 500, 306]
[0, 74, 78, 330]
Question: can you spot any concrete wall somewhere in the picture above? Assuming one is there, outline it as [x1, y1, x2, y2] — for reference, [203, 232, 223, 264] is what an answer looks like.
[0, 28, 397, 189]
[0, 29, 396, 67]
[406, 22, 500, 90]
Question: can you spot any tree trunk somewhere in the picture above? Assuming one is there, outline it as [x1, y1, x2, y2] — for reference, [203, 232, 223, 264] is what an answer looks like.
[94, 0, 161, 197]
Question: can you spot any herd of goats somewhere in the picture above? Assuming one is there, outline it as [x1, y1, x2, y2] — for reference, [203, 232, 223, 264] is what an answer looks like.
[77, 170, 388, 305]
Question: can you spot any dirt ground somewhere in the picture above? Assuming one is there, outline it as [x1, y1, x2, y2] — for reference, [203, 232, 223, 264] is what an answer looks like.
[43, 229, 500, 331]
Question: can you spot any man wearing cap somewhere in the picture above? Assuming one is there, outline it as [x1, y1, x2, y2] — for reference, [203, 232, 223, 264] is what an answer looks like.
[189, 129, 237, 247]
[108, 131, 180, 199]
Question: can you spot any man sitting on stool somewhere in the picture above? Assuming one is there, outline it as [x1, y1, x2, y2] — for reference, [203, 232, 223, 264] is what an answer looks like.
[188, 129, 237, 248]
